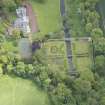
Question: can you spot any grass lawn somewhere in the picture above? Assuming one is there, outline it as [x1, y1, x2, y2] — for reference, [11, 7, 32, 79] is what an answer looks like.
[66, 0, 85, 37]
[72, 39, 92, 71]
[76, 57, 92, 71]
[0, 75, 50, 105]
[30, 0, 62, 37]
[73, 40, 89, 54]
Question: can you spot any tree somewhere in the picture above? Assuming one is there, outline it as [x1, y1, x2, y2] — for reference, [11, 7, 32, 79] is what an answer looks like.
[14, 0, 22, 5]
[91, 28, 103, 40]
[0, 55, 8, 63]
[7, 63, 14, 72]
[100, 96, 105, 105]
[95, 55, 105, 76]
[85, 23, 93, 33]
[0, 64, 3, 74]
[2, 0, 16, 12]
[73, 78, 92, 102]
[16, 62, 26, 77]
[94, 38, 105, 55]
[51, 83, 76, 105]
[25, 64, 34, 78]
[0, 34, 5, 43]
[12, 29, 21, 39]
[79, 69, 94, 82]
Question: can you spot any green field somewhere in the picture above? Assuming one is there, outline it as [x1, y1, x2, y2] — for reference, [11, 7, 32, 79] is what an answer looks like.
[66, 0, 85, 37]
[30, 0, 61, 37]
[72, 39, 92, 71]
[0, 75, 50, 105]
[72, 40, 89, 54]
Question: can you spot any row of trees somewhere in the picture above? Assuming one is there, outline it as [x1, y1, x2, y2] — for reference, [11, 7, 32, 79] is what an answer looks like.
[66, 0, 103, 38]
[65, 0, 105, 105]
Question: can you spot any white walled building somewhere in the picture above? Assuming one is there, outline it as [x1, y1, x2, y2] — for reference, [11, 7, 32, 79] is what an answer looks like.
[14, 7, 31, 34]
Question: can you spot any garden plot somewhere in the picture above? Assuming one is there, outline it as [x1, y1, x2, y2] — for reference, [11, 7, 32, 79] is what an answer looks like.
[42, 41, 68, 69]
[72, 39, 92, 71]
[43, 39, 92, 71]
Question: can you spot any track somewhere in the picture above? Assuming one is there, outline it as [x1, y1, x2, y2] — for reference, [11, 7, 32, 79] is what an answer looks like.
[60, 0, 76, 75]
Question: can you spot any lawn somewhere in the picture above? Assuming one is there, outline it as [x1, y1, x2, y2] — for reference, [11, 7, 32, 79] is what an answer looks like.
[73, 40, 89, 54]
[30, 0, 62, 37]
[72, 39, 92, 71]
[76, 57, 92, 71]
[66, 0, 85, 37]
[0, 75, 50, 105]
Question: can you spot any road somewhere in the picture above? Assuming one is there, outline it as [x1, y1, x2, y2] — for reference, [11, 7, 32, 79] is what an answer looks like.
[60, 0, 76, 75]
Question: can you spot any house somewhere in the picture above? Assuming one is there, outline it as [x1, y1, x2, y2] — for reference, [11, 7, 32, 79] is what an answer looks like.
[14, 7, 31, 34]
[16, 7, 27, 18]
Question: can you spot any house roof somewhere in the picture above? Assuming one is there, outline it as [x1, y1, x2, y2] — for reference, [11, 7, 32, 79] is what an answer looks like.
[16, 7, 27, 17]
[14, 7, 31, 33]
